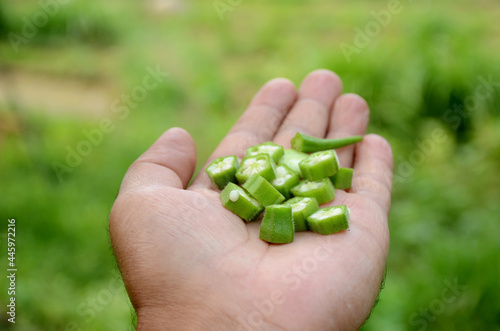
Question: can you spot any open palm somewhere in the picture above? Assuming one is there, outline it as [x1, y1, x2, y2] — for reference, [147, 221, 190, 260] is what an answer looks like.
[110, 70, 394, 330]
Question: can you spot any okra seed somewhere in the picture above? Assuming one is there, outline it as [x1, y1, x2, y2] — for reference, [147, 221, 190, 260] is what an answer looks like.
[301, 182, 321, 191]
[258, 146, 277, 154]
[209, 160, 233, 174]
[274, 178, 285, 186]
[314, 209, 342, 220]
[276, 167, 287, 177]
[229, 190, 240, 202]
[242, 168, 253, 175]
[293, 203, 307, 212]
[242, 161, 267, 176]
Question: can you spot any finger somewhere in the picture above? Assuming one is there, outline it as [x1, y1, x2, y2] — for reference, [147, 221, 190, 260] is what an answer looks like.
[211, 78, 297, 159]
[351, 134, 394, 213]
[190, 78, 297, 189]
[273, 69, 343, 147]
[120, 127, 197, 192]
[326, 93, 370, 168]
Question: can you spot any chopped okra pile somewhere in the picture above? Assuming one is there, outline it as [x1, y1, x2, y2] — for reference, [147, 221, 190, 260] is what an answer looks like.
[206, 133, 359, 244]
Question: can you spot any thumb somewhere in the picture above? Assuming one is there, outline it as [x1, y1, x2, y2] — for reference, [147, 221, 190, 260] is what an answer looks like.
[120, 127, 197, 192]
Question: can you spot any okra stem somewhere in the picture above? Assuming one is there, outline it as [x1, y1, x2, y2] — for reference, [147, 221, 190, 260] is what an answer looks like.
[235, 154, 276, 184]
[307, 206, 350, 235]
[292, 133, 363, 153]
[290, 178, 335, 205]
[220, 183, 264, 222]
[278, 149, 308, 176]
[330, 167, 353, 190]
[205, 155, 239, 190]
[271, 165, 300, 199]
[243, 174, 285, 206]
[284, 197, 319, 231]
[259, 205, 294, 244]
[299, 150, 339, 181]
[246, 142, 284, 163]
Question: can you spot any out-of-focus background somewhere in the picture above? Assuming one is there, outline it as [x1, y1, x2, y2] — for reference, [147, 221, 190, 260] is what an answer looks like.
[1, 0, 499, 330]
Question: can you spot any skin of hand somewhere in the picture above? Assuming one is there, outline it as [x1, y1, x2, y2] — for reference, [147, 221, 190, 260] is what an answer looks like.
[109, 69, 394, 331]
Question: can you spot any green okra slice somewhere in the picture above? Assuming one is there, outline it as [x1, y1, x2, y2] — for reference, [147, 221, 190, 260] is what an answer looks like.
[259, 204, 294, 244]
[284, 197, 319, 231]
[235, 154, 276, 184]
[278, 149, 308, 176]
[299, 150, 340, 181]
[205, 155, 239, 190]
[246, 142, 285, 163]
[291, 132, 363, 153]
[271, 165, 300, 199]
[290, 178, 335, 205]
[307, 205, 350, 235]
[330, 167, 354, 190]
[243, 174, 285, 207]
[220, 183, 264, 222]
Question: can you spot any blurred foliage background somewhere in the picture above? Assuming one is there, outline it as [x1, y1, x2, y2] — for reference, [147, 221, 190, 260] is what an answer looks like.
[0, 0, 499, 330]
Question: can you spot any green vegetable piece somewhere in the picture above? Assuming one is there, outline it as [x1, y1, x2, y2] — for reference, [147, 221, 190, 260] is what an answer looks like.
[278, 149, 308, 176]
[307, 205, 350, 235]
[243, 174, 285, 207]
[246, 142, 285, 163]
[291, 133, 363, 153]
[290, 178, 335, 205]
[205, 155, 239, 190]
[271, 165, 300, 199]
[330, 167, 354, 190]
[220, 183, 264, 222]
[299, 150, 339, 181]
[284, 197, 319, 231]
[259, 205, 294, 244]
[235, 154, 276, 184]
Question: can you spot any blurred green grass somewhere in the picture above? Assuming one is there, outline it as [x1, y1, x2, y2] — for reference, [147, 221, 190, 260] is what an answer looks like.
[0, 0, 499, 329]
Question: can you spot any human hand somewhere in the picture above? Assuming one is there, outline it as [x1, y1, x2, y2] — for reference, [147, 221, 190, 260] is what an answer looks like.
[110, 69, 394, 330]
